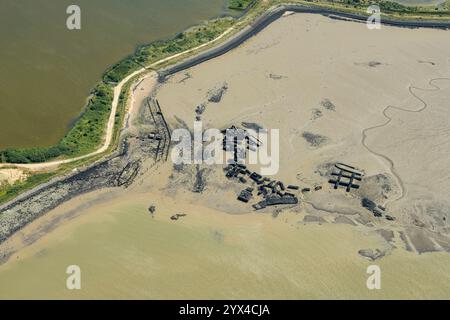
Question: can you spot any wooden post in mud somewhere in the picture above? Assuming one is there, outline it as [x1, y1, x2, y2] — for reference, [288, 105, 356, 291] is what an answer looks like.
[155, 138, 161, 161]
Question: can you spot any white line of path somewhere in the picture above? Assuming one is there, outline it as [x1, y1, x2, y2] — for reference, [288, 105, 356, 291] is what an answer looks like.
[0, 26, 235, 171]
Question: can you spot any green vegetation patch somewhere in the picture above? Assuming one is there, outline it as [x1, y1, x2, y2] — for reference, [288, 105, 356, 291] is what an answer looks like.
[229, 0, 254, 10]
[103, 58, 141, 83]
[138, 19, 233, 61]
[103, 18, 234, 84]
[59, 83, 113, 156]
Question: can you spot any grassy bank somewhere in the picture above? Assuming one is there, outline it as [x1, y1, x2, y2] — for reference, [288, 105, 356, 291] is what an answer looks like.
[104, 18, 234, 83]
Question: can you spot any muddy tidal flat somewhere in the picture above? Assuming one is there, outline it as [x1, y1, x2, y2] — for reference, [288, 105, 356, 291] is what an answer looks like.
[0, 12, 450, 299]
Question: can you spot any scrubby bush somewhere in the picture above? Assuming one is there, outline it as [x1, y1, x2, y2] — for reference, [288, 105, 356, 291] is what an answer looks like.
[229, 0, 253, 10]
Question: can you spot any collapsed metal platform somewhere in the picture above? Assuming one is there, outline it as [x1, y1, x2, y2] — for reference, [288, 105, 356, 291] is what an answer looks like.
[328, 163, 364, 192]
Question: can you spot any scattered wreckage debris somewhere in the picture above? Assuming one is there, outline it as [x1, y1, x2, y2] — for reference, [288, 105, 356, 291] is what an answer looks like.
[193, 165, 208, 193]
[362, 198, 377, 213]
[320, 98, 336, 111]
[327, 163, 395, 221]
[268, 73, 286, 80]
[221, 125, 262, 152]
[146, 98, 171, 162]
[302, 131, 329, 147]
[221, 125, 300, 210]
[238, 188, 254, 203]
[253, 194, 298, 210]
[116, 161, 141, 187]
[148, 205, 156, 216]
[241, 122, 264, 132]
[207, 82, 228, 103]
[362, 197, 396, 221]
[358, 248, 385, 261]
[195, 104, 207, 121]
[328, 162, 364, 192]
[170, 213, 187, 221]
[224, 163, 299, 211]
[222, 125, 263, 163]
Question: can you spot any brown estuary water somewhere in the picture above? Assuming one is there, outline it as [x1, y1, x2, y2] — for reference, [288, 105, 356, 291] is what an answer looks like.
[0, 0, 229, 149]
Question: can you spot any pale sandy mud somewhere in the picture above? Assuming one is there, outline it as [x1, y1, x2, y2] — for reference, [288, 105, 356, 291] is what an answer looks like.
[0, 13, 450, 299]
